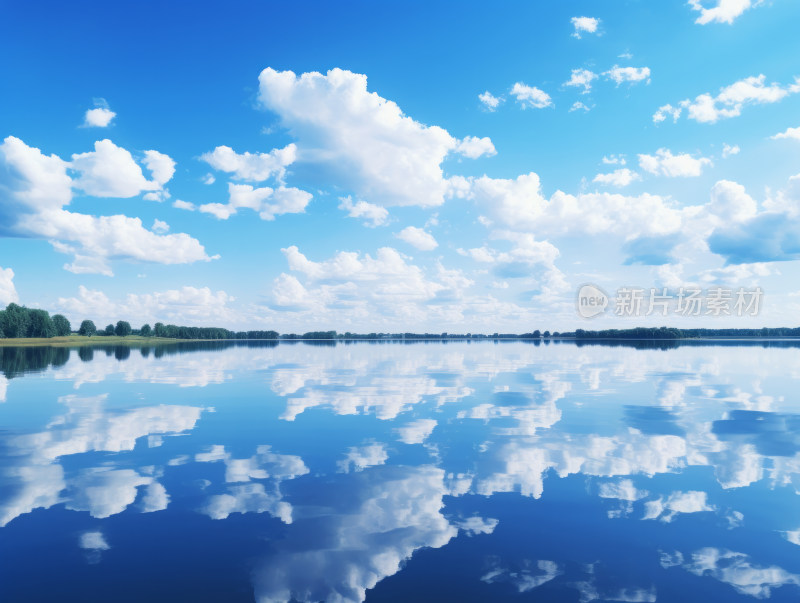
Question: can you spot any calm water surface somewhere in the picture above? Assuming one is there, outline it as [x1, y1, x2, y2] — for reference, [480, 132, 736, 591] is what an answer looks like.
[1, 340, 800, 602]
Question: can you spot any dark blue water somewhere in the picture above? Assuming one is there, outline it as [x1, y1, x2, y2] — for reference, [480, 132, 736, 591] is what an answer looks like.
[1, 341, 800, 602]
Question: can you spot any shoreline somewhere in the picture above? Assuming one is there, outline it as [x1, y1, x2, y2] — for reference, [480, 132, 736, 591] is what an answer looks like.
[3, 335, 800, 348]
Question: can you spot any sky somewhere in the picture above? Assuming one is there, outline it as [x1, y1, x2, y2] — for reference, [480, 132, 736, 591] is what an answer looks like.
[2, 0, 800, 333]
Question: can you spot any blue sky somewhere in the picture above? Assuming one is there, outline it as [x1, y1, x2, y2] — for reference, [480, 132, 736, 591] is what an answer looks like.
[2, 0, 800, 332]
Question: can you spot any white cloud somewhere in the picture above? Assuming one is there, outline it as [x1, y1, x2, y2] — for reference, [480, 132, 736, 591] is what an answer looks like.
[0, 266, 19, 305]
[602, 155, 627, 165]
[172, 199, 196, 211]
[152, 219, 169, 234]
[457, 516, 498, 535]
[593, 168, 640, 187]
[638, 148, 713, 177]
[0, 144, 212, 274]
[200, 144, 297, 182]
[66, 468, 153, 519]
[642, 490, 714, 522]
[396, 226, 438, 251]
[203, 482, 293, 523]
[664, 548, 800, 598]
[462, 172, 683, 239]
[653, 103, 682, 123]
[199, 182, 311, 221]
[771, 126, 800, 141]
[338, 196, 389, 227]
[70, 139, 165, 198]
[722, 143, 741, 157]
[140, 482, 169, 513]
[269, 245, 474, 329]
[142, 150, 176, 187]
[57, 284, 237, 326]
[79, 531, 110, 550]
[82, 100, 116, 128]
[479, 91, 502, 111]
[483, 559, 563, 592]
[0, 137, 209, 275]
[604, 65, 651, 85]
[251, 465, 457, 603]
[337, 443, 389, 473]
[258, 67, 469, 207]
[569, 101, 591, 113]
[510, 82, 553, 109]
[689, 0, 758, 25]
[571, 16, 600, 38]
[564, 68, 598, 93]
[674, 75, 799, 124]
[395, 419, 438, 444]
[598, 479, 649, 502]
[455, 136, 496, 159]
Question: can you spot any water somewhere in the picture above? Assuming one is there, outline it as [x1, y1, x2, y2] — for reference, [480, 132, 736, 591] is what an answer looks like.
[1, 340, 800, 602]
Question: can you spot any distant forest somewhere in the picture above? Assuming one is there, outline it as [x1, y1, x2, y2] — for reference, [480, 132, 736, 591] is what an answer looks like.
[2, 303, 800, 341]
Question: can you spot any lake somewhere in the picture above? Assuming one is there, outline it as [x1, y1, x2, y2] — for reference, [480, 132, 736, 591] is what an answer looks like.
[1, 340, 800, 602]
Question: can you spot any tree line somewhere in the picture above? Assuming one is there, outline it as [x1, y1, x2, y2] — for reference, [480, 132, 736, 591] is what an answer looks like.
[0, 303, 280, 341]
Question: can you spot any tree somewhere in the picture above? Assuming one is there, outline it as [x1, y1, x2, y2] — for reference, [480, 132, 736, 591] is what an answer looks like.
[27, 310, 56, 338]
[104, 324, 115, 336]
[533, 330, 541, 338]
[78, 319, 97, 337]
[52, 314, 71, 337]
[154, 322, 165, 337]
[2, 303, 31, 338]
[115, 321, 132, 337]
[140, 323, 152, 337]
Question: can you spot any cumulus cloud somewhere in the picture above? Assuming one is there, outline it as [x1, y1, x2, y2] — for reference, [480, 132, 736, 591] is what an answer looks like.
[71, 139, 168, 198]
[258, 67, 471, 207]
[396, 226, 438, 251]
[604, 65, 651, 85]
[482, 559, 563, 592]
[665, 75, 800, 124]
[200, 144, 297, 181]
[251, 465, 457, 603]
[510, 82, 553, 109]
[662, 548, 800, 598]
[338, 196, 389, 227]
[461, 172, 682, 240]
[0, 136, 211, 274]
[722, 143, 741, 157]
[642, 490, 714, 522]
[638, 149, 713, 177]
[82, 99, 116, 128]
[652, 103, 682, 124]
[0, 266, 19, 305]
[395, 419, 438, 444]
[455, 136, 496, 159]
[268, 245, 474, 330]
[198, 182, 311, 221]
[203, 482, 293, 523]
[571, 16, 600, 38]
[57, 284, 237, 326]
[564, 68, 598, 93]
[689, 0, 759, 25]
[79, 531, 110, 550]
[337, 443, 389, 473]
[602, 154, 627, 165]
[569, 101, 592, 113]
[771, 126, 800, 141]
[479, 91, 503, 111]
[593, 168, 640, 187]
